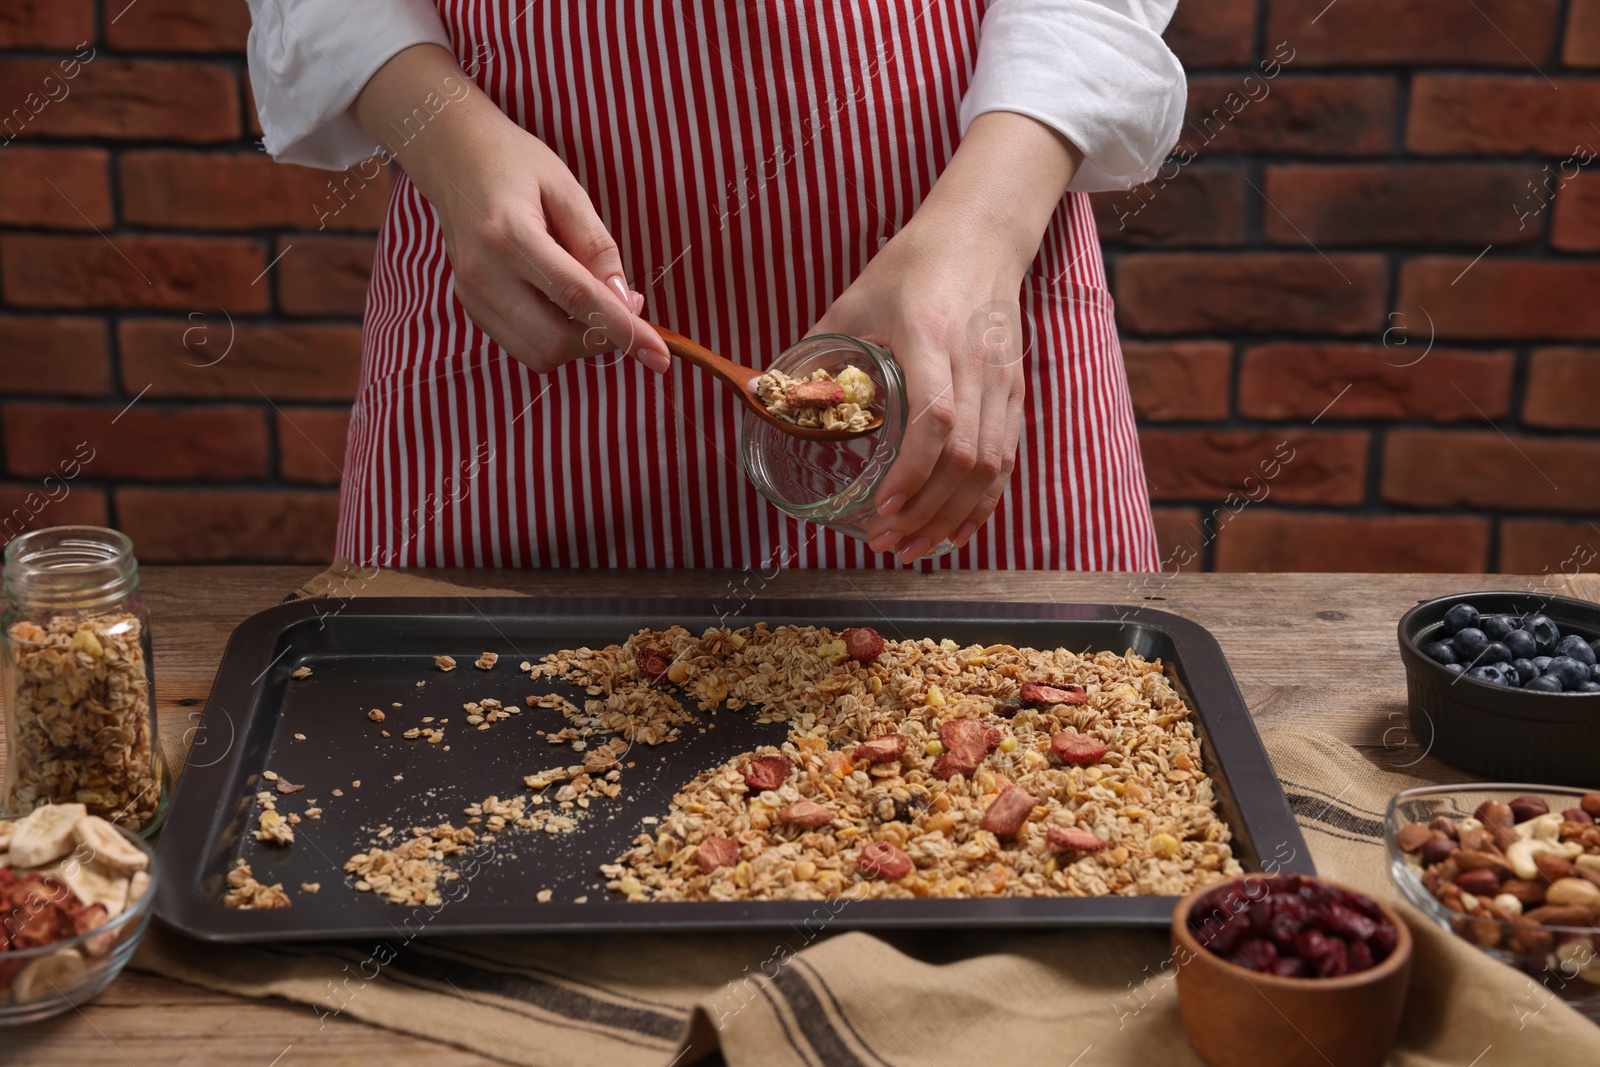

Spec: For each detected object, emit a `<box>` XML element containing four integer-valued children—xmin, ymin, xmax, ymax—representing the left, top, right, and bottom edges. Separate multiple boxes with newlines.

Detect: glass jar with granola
<box><xmin>740</xmin><ymin>334</ymin><xmax>953</xmax><ymax>556</ymax></box>
<box><xmin>2</xmin><ymin>526</ymin><xmax>169</xmax><ymax>834</ymax></box>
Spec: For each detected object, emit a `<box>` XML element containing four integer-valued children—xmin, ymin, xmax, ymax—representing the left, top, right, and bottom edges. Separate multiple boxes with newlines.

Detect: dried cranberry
<box><xmin>1271</xmin><ymin>957</ymin><xmax>1308</xmax><ymax>979</ymax></box>
<box><xmin>1246</xmin><ymin>897</ymin><xmax>1274</xmax><ymax>939</ymax></box>
<box><xmin>1193</xmin><ymin>911</ymin><xmax>1249</xmax><ymax>956</ymax></box>
<box><xmin>1318</xmin><ymin>903</ymin><xmax>1378</xmax><ymax>943</ymax></box>
<box><xmin>1314</xmin><ymin>938</ymin><xmax>1351</xmax><ymax>978</ymax></box>
<box><xmin>1267</xmin><ymin>894</ymin><xmax>1309</xmax><ymax>950</ymax></box>
<box><xmin>1368</xmin><ymin>918</ymin><xmax>1398</xmax><ymax>961</ymax></box>
<box><xmin>1228</xmin><ymin>939</ymin><xmax>1279</xmax><ymax>973</ymax></box>
<box><xmin>1295</xmin><ymin>929</ymin><xmax>1337</xmax><ymax>967</ymax></box>
<box><xmin>1347</xmin><ymin>939</ymin><xmax>1375</xmax><ymax>974</ymax></box>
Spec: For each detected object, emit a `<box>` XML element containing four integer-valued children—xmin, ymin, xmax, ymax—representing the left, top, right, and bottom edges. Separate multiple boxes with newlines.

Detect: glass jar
<box><xmin>2</xmin><ymin>526</ymin><xmax>169</xmax><ymax>835</ymax></box>
<box><xmin>740</xmin><ymin>334</ymin><xmax>953</xmax><ymax>556</ymax></box>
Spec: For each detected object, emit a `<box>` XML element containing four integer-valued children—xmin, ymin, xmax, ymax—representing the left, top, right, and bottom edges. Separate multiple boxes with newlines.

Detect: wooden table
<box><xmin>7</xmin><ymin>566</ymin><xmax>1596</xmax><ymax>1066</ymax></box>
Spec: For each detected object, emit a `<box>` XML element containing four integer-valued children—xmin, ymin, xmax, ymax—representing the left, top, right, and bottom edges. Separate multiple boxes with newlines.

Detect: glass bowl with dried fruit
<box><xmin>740</xmin><ymin>334</ymin><xmax>952</xmax><ymax>557</ymax></box>
<box><xmin>0</xmin><ymin>804</ymin><xmax>158</xmax><ymax>1025</ymax></box>
<box><xmin>1386</xmin><ymin>784</ymin><xmax>1600</xmax><ymax>1022</ymax></box>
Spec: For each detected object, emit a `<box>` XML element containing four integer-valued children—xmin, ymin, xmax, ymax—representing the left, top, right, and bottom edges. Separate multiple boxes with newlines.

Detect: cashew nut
<box><xmin>1506</xmin><ymin>838</ymin><xmax>1562</xmax><ymax>880</ymax></box>
<box><xmin>1525</xmin><ymin>812</ymin><xmax>1564</xmax><ymax>842</ymax></box>
<box><xmin>1493</xmin><ymin>892</ymin><xmax>1524</xmax><ymax>918</ymax></box>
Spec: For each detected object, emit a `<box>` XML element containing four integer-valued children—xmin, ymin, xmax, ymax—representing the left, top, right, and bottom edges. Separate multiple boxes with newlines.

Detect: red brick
<box><xmin>3</xmin><ymin>404</ymin><xmax>268</xmax><ymax>481</ymax></box>
<box><xmin>1382</xmin><ymin>430</ymin><xmax>1600</xmax><ymax>512</ymax></box>
<box><xmin>116</xmin><ymin>488</ymin><xmax>338</xmax><ymax>563</ymax></box>
<box><xmin>1396</xmin><ymin>258</ymin><xmax>1600</xmax><ymax>341</ymax></box>
<box><xmin>0</xmin><ymin>1</ymin><xmax>94</xmax><ymax>49</ymax></box>
<box><xmin>1092</xmin><ymin>165</ymin><xmax>1248</xmax><ymax>247</ymax></box>
<box><xmin>1151</xmin><ymin>507</ymin><xmax>1204</xmax><ymax>568</ymax></box>
<box><xmin>1408</xmin><ymin>75</ymin><xmax>1600</xmax><ymax>155</ymax></box>
<box><xmin>1116</xmin><ymin>253</ymin><xmax>1387</xmax><ymax>335</ymax></box>
<box><xmin>0</xmin><ymin>234</ymin><xmax>269</xmax><ymax>312</ymax></box>
<box><xmin>1213</xmin><ymin>512</ymin><xmax>1491</xmax><ymax>573</ymax></box>
<box><xmin>1139</xmin><ymin>430</ymin><xmax>1368</xmax><ymax>505</ymax></box>
<box><xmin>1567</xmin><ymin>0</ymin><xmax>1600</xmax><ymax>66</ymax></box>
<box><xmin>276</xmin><ymin>408</ymin><xmax>350</xmax><ymax>484</ymax></box>
<box><xmin>118</xmin><ymin>321</ymin><xmax>363</xmax><ymax>401</ymax></box>
<box><xmin>1164</xmin><ymin>0</ymin><xmax>1256</xmax><ymax>69</ymax></box>
<box><xmin>1552</xmin><ymin>170</ymin><xmax>1600</xmax><ymax>252</ymax></box>
<box><xmin>1266</xmin><ymin>0</ymin><xmax>1560</xmax><ymax>66</ymax></box>
<box><xmin>1122</xmin><ymin>341</ymin><xmax>1232</xmax><ymax>421</ymax></box>
<box><xmin>1180</xmin><ymin>75</ymin><xmax>1397</xmax><ymax>156</ymax></box>
<box><xmin>1237</xmin><ymin>343</ymin><xmax>1513</xmax><ymax>422</ymax></box>
<box><xmin>0</xmin><ymin>482</ymin><xmax>109</xmax><ymax>549</ymax></box>
<box><xmin>1262</xmin><ymin>163</ymin><xmax>1544</xmax><ymax>246</ymax></box>
<box><xmin>0</xmin><ymin>58</ymin><xmax>238</xmax><ymax>143</ymax></box>
<box><xmin>274</xmin><ymin>236</ymin><xmax>375</xmax><ymax>316</ymax></box>
<box><xmin>0</xmin><ymin>316</ymin><xmax>109</xmax><ymax>396</ymax></box>
<box><xmin>120</xmin><ymin>152</ymin><xmax>391</xmax><ymax>232</ymax></box>
<box><xmin>0</xmin><ymin>146</ymin><xmax>110</xmax><ymax>229</ymax></box>
<box><xmin>1497</xmin><ymin>519</ymin><xmax>1600</xmax><ymax>576</ymax></box>
<box><xmin>1523</xmin><ymin>348</ymin><xmax>1600</xmax><ymax>429</ymax></box>
<box><xmin>105</xmin><ymin>0</ymin><xmax>250</xmax><ymax>53</ymax></box>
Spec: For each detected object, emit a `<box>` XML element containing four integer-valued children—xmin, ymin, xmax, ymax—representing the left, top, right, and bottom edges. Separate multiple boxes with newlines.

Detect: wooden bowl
<box><xmin>1171</xmin><ymin>875</ymin><xmax>1413</xmax><ymax>1067</ymax></box>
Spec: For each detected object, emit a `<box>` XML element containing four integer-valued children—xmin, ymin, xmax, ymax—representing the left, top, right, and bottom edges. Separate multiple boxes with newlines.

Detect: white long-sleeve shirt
<box><xmin>246</xmin><ymin>0</ymin><xmax>1184</xmax><ymax>193</ymax></box>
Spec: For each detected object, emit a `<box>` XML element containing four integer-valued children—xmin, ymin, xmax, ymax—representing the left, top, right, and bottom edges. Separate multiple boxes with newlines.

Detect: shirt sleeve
<box><xmin>959</xmin><ymin>0</ymin><xmax>1186</xmax><ymax>193</ymax></box>
<box><xmin>246</xmin><ymin>0</ymin><xmax>453</xmax><ymax>171</ymax></box>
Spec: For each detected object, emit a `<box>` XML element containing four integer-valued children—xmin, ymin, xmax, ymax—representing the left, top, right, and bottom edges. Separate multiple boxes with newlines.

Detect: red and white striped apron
<box><xmin>337</xmin><ymin>0</ymin><xmax>1159</xmax><ymax>571</ymax></box>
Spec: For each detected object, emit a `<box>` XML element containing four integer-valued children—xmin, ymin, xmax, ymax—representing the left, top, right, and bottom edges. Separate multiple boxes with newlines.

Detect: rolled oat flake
<box><xmin>2</xmin><ymin>525</ymin><xmax>170</xmax><ymax>833</ymax></box>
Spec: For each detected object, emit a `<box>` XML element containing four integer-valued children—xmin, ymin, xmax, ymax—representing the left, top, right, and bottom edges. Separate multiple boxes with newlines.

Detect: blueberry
<box><xmin>1532</xmin><ymin>656</ymin><xmax>1554</xmax><ymax>673</ymax></box>
<box><xmin>1524</xmin><ymin>675</ymin><xmax>1565</xmax><ymax>693</ymax></box>
<box><xmin>1578</xmin><ymin>681</ymin><xmax>1600</xmax><ymax>694</ymax></box>
<box><xmin>1481</xmin><ymin>615</ymin><xmax>1517</xmax><ymax>641</ymax></box>
<box><xmin>1503</xmin><ymin>629</ymin><xmax>1538</xmax><ymax>660</ymax></box>
<box><xmin>1556</xmin><ymin>634</ymin><xmax>1597</xmax><ymax>666</ymax></box>
<box><xmin>1453</xmin><ymin>627</ymin><xmax>1489</xmax><ymax>659</ymax></box>
<box><xmin>1513</xmin><ymin>658</ymin><xmax>1539</xmax><ymax>681</ymax></box>
<box><xmin>1478</xmin><ymin>641</ymin><xmax>1513</xmax><ymax>666</ymax></box>
<box><xmin>1591</xmin><ymin>662</ymin><xmax>1600</xmax><ymax>682</ymax></box>
<box><xmin>1467</xmin><ymin>664</ymin><xmax>1512</xmax><ymax>686</ymax></box>
<box><xmin>1521</xmin><ymin>614</ymin><xmax>1561</xmax><ymax>654</ymax></box>
<box><xmin>1444</xmin><ymin>662</ymin><xmax>1465</xmax><ymax>674</ymax></box>
<box><xmin>1502</xmin><ymin>663</ymin><xmax>1523</xmax><ymax>686</ymax></box>
<box><xmin>1444</xmin><ymin>604</ymin><xmax>1481</xmax><ymax>635</ymax></box>
<box><xmin>1421</xmin><ymin>640</ymin><xmax>1457</xmax><ymax>665</ymax></box>
<box><xmin>1591</xmin><ymin>638</ymin><xmax>1600</xmax><ymax>663</ymax></box>
<box><xmin>1546</xmin><ymin>656</ymin><xmax>1589</xmax><ymax>690</ymax></box>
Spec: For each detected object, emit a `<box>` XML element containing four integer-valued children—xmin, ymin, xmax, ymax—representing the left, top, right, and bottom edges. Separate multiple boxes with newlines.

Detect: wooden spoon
<box><xmin>648</xmin><ymin>322</ymin><xmax>884</xmax><ymax>441</ymax></box>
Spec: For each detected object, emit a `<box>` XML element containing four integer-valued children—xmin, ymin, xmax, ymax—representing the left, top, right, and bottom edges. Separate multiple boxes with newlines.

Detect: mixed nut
<box><xmin>0</xmin><ymin>804</ymin><xmax>152</xmax><ymax>1005</ymax></box>
<box><xmin>1397</xmin><ymin>792</ymin><xmax>1600</xmax><ymax>983</ymax></box>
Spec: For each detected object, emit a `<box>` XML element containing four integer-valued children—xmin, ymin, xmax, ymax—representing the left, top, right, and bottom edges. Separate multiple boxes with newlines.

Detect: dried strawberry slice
<box><xmin>786</xmin><ymin>379</ymin><xmax>845</xmax><ymax>409</ymax></box>
<box><xmin>635</xmin><ymin>646</ymin><xmax>673</xmax><ymax>683</ymax></box>
<box><xmin>851</xmin><ymin>734</ymin><xmax>908</xmax><ymax>763</ymax></box>
<box><xmin>858</xmin><ymin>840</ymin><xmax>912</xmax><ymax>879</ymax></box>
<box><xmin>1050</xmin><ymin>731</ymin><xmax>1108</xmax><ymax>766</ymax></box>
<box><xmin>1020</xmin><ymin>681</ymin><xmax>1089</xmax><ymax>706</ymax></box>
<box><xmin>695</xmin><ymin>837</ymin><xmax>740</xmax><ymax>872</ymax></box>
<box><xmin>979</xmin><ymin>784</ymin><xmax>1036</xmax><ymax>837</ymax></box>
<box><xmin>778</xmin><ymin>800</ymin><xmax>837</xmax><ymax>828</ymax></box>
<box><xmin>741</xmin><ymin>755</ymin><xmax>792</xmax><ymax>792</ymax></box>
<box><xmin>841</xmin><ymin>626</ymin><xmax>886</xmax><ymax>664</ymax></box>
<box><xmin>940</xmin><ymin>719</ymin><xmax>1001</xmax><ymax>756</ymax></box>
<box><xmin>1046</xmin><ymin>827</ymin><xmax>1108</xmax><ymax>854</ymax></box>
<box><xmin>930</xmin><ymin>749</ymin><xmax>982</xmax><ymax>780</ymax></box>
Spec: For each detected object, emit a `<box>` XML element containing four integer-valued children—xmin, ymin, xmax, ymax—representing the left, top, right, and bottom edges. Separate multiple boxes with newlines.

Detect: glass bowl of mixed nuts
<box><xmin>0</xmin><ymin>804</ymin><xmax>158</xmax><ymax>1025</ymax></box>
<box><xmin>1386</xmin><ymin>784</ymin><xmax>1600</xmax><ymax>1021</ymax></box>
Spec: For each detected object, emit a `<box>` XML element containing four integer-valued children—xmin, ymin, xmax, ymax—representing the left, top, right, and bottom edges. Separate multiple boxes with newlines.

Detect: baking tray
<box><xmin>154</xmin><ymin>597</ymin><xmax>1310</xmax><ymax>941</ymax></box>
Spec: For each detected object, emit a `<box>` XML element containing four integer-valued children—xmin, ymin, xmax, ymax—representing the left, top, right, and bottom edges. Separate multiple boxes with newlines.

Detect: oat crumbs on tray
<box><xmin>531</xmin><ymin>623</ymin><xmax>1244</xmax><ymax>903</ymax></box>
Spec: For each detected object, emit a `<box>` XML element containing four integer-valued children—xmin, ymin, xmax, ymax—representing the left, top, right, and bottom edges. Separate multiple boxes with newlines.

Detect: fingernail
<box><xmin>605</xmin><ymin>274</ymin><xmax>631</xmax><ymax>307</ymax></box>
<box><xmin>897</xmin><ymin>536</ymin><xmax>931</xmax><ymax>563</ymax></box>
<box><xmin>630</xmin><ymin>290</ymin><xmax>645</xmax><ymax>314</ymax></box>
<box><xmin>636</xmin><ymin>347</ymin><xmax>671</xmax><ymax>374</ymax></box>
<box><xmin>954</xmin><ymin>521</ymin><xmax>978</xmax><ymax>548</ymax></box>
<box><xmin>877</xmin><ymin>493</ymin><xmax>907</xmax><ymax>518</ymax></box>
<box><xmin>868</xmin><ymin>530</ymin><xmax>902</xmax><ymax>553</ymax></box>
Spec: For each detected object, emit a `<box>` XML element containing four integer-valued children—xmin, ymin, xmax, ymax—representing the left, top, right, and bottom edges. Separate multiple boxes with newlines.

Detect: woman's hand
<box><xmin>354</xmin><ymin>45</ymin><xmax>669</xmax><ymax>374</ymax></box>
<box><xmin>811</xmin><ymin>113</ymin><xmax>1084</xmax><ymax>562</ymax></box>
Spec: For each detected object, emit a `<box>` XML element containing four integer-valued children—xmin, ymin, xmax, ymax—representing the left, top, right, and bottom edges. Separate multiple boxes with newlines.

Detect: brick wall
<box><xmin>0</xmin><ymin>1</ymin><xmax>1596</xmax><ymax>572</ymax></box>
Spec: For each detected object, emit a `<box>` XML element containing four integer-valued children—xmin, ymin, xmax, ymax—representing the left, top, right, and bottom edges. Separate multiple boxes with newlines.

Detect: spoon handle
<box><xmin>648</xmin><ymin>322</ymin><xmax>761</xmax><ymax>392</ymax></box>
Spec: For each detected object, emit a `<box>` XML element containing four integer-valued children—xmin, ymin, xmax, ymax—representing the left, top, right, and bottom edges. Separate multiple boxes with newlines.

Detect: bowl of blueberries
<box><xmin>1398</xmin><ymin>591</ymin><xmax>1600</xmax><ymax>786</ymax></box>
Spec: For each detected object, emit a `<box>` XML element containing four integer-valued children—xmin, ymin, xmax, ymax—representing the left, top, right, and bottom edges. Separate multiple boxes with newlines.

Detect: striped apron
<box><xmin>337</xmin><ymin>0</ymin><xmax>1158</xmax><ymax>571</ymax></box>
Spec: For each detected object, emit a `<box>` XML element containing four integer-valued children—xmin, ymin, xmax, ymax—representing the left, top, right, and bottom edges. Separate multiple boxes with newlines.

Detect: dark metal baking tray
<box><xmin>153</xmin><ymin>597</ymin><xmax>1310</xmax><ymax>942</ymax></box>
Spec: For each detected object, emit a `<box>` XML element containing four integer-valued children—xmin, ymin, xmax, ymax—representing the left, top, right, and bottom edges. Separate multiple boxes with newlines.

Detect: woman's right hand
<box><xmin>353</xmin><ymin>45</ymin><xmax>669</xmax><ymax>374</ymax></box>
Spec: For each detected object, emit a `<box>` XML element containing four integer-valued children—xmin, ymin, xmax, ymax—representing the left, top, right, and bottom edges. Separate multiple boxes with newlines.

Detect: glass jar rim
<box><xmin>3</xmin><ymin>525</ymin><xmax>139</xmax><ymax>607</ymax></box>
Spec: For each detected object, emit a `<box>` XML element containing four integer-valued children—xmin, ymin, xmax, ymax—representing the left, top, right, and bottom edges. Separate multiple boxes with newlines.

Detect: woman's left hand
<box><xmin>808</xmin><ymin>113</ymin><xmax>1084</xmax><ymax>563</ymax></box>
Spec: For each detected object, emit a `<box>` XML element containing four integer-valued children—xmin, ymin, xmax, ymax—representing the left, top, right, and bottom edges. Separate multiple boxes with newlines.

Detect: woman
<box><xmin>247</xmin><ymin>0</ymin><xmax>1183</xmax><ymax>570</ymax></box>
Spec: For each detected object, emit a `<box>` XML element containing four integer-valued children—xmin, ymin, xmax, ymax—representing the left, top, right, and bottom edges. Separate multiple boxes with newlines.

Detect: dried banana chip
<box><xmin>72</xmin><ymin>815</ymin><xmax>148</xmax><ymax>874</ymax></box>
<box><xmin>8</xmin><ymin>804</ymin><xmax>87</xmax><ymax>867</ymax></box>
<box><xmin>11</xmin><ymin>948</ymin><xmax>88</xmax><ymax>1003</ymax></box>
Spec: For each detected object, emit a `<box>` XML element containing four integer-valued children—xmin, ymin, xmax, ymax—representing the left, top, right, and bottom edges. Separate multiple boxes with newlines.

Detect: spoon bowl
<box><xmin>649</xmin><ymin>323</ymin><xmax>884</xmax><ymax>441</ymax></box>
